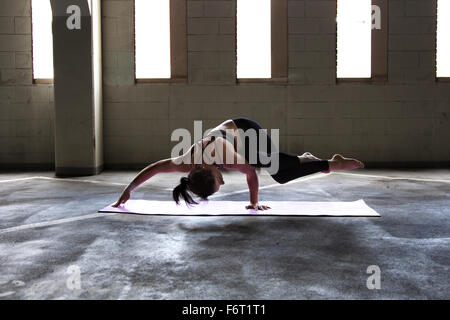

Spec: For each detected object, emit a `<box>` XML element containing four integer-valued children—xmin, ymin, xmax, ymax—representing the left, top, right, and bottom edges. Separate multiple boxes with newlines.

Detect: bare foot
<box><xmin>299</xmin><ymin>152</ymin><xmax>321</xmax><ymax>162</ymax></box>
<box><xmin>328</xmin><ymin>154</ymin><xmax>364</xmax><ymax>171</ymax></box>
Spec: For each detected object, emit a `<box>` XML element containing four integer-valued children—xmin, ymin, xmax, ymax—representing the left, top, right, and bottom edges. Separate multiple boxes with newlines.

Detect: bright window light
<box><xmin>237</xmin><ymin>0</ymin><xmax>271</xmax><ymax>78</ymax></box>
<box><xmin>337</xmin><ymin>0</ymin><xmax>371</xmax><ymax>78</ymax></box>
<box><xmin>32</xmin><ymin>0</ymin><xmax>54</xmax><ymax>79</ymax></box>
<box><xmin>437</xmin><ymin>0</ymin><xmax>450</xmax><ymax>78</ymax></box>
<box><xmin>135</xmin><ymin>0</ymin><xmax>171</xmax><ymax>79</ymax></box>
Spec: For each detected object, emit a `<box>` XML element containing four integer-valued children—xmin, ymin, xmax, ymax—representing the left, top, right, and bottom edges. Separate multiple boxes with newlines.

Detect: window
<box><xmin>437</xmin><ymin>0</ymin><xmax>450</xmax><ymax>78</ymax></box>
<box><xmin>336</xmin><ymin>0</ymin><xmax>372</xmax><ymax>78</ymax></box>
<box><xmin>135</xmin><ymin>0</ymin><xmax>170</xmax><ymax>79</ymax></box>
<box><xmin>134</xmin><ymin>0</ymin><xmax>186</xmax><ymax>81</ymax></box>
<box><xmin>31</xmin><ymin>0</ymin><xmax>54</xmax><ymax>81</ymax></box>
<box><xmin>336</xmin><ymin>0</ymin><xmax>387</xmax><ymax>80</ymax></box>
<box><xmin>237</xmin><ymin>0</ymin><xmax>271</xmax><ymax>78</ymax></box>
<box><xmin>236</xmin><ymin>0</ymin><xmax>287</xmax><ymax>81</ymax></box>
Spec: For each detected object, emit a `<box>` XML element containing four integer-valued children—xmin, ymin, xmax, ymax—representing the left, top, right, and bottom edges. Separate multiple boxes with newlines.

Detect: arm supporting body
<box><xmin>245</xmin><ymin>168</ymin><xmax>259</xmax><ymax>205</ymax></box>
<box><xmin>126</xmin><ymin>158</ymin><xmax>191</xmax><ymax>192</ymax></box>
<box><xmin>215</xmin><ymin>137</ymin><xmax>260</xmax><ymax>206</ymax></box>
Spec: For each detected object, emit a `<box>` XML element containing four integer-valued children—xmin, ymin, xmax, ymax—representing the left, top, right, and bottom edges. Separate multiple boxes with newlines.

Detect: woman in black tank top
<box><xmin>112</xmin><ymin>118</ymin><xmax>364</xmax><ymax>210</ymax></box>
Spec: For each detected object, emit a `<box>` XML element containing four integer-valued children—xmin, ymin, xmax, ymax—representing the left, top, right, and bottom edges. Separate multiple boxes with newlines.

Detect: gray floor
<box><xmin>0</xmin><ymin>169</ymin><xmax>449</xmax><ymax>299</ymax></box>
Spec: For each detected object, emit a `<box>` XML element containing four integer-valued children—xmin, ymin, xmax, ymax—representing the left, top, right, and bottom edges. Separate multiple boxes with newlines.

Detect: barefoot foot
<box><xmin>299</xmin><ymin>152</ymin><xmax>321</xmax><ymax>162</ymax></box>
<box><xmin>328</xmin><ymin>154</ymin><xmax>364</xmax><ymax>171</ymax></box>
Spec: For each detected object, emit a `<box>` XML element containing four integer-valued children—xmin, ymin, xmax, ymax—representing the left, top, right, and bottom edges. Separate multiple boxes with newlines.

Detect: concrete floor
<box><xmin>0</xmin><ymin>169</ymin><xmax>449</xmax><ymax>299</ymax></box>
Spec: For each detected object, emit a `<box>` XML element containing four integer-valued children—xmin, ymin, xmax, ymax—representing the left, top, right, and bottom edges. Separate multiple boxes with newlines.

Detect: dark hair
<box><xmin>172</xmin><ymin>167</ymin><xmax>216</xmax><ymax>205</ymax></box>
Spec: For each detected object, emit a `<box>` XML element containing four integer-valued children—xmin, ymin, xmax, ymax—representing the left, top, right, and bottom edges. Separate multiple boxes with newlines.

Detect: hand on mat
<box><xmin>246</xmin><ymin>204</ymin><xmax>271</xmax><ymax>211</ymax></box>
<box><xmin>112</xmin><ymin>189</ymin><xmax>131</xmax><ymax>207</ymax></box>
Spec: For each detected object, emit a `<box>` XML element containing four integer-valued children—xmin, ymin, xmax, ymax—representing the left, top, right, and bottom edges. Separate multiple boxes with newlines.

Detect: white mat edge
<box><xmin>98</xmin><ymin>199</ymin><xmax>380</xmax><ymax>217</ymax></box>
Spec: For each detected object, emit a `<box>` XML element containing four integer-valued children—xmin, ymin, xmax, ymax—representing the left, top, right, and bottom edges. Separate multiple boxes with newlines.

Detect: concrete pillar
<box><xmin>50</xmin><ymin>0</ymin><xmax>103</xmax><ymax>176</ymax></box>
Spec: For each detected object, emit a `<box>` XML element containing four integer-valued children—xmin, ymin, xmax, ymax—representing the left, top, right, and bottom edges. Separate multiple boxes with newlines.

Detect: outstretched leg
<box><xmin>298</xmin><ymin>152</ymin><xmax>364</xmax><ymax>173</ymax></box>
<box><xmin>267</xmin><ymin>151</ymin><xmax>364</xmax><ymax>184</ymax></box>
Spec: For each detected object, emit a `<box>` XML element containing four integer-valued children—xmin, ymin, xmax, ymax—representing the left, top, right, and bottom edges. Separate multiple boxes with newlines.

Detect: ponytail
<box><xmin>172</xmin><ymin>177</ymin><xmax>197</xmax><ymax>205</ymax></box>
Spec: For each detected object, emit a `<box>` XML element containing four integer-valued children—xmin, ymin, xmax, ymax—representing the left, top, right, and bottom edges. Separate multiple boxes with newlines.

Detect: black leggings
<box><xmin>232</xmin><ymin>117</ymin><xmax>329</xmax><ymax>184</ymax></box>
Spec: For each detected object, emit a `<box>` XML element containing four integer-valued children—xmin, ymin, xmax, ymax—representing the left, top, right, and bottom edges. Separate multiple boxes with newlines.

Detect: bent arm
<box><xmin>245</xmin><ymin>167</ymin><xmax>259</xmax><ymax>205</ymax></box>
<box><xmin>240</xmin><ymin>165</ymin><xmax>270</xmax><ymax>210</ymax></box>
<box><xmin>215</xmin><ymin>138</ymin><xmax>270</xmax><ymax>210</ymax></box>
<box><xmin>214</xmin><ymin>138</ymin><xmax>259</xmax><ymax>205</ymax></box>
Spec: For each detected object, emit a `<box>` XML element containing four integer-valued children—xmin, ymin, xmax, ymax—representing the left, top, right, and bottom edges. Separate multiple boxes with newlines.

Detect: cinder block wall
<box><xmin>1</xmin><ymin>0</ymin><xmax>449</xmax><ymax>169</ymax></box>
<box><xmin>0</xmin><ymin>0</ymin><xmax>54</xmax><ymax>169</ymax></box>
<box><xmin>101</xmin><ymin>0</ymin><xmax>449</xmax><ymax>167</ymax></box>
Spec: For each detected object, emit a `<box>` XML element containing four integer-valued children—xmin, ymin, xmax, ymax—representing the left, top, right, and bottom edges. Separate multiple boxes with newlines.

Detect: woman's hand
<box><xmin>112</xmin><ymin>188</ymin><xmax>131</xmax><ymax>207</ymax></box>
<box><xmin>245</xmin><ymin>203</ymin><xmax>271</xmax><ymax>211</ymax></box>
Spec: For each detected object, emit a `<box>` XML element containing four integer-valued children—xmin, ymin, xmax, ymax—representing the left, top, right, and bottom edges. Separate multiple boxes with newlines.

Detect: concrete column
<box><xmin>50</xmin><ymin>0</ymin><xmax>103</xmax><ymax>176</ymax></box>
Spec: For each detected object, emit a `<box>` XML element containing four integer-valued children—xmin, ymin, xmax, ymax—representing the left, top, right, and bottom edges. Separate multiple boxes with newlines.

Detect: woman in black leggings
<box><xmin>113</xmin><ymin>118</ymin><xmax>364</xmax><ymax>210</ymax></box>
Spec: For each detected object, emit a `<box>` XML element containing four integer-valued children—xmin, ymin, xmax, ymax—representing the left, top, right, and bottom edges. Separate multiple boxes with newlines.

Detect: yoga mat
<box><xmin>99</xmin><ymin>199</ymin><xmax>379</xmax><ymax>217</ymax></box>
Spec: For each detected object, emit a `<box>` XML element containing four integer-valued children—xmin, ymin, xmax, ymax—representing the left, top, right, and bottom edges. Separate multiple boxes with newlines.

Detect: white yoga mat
<box><xmin>99</xmin><ymin>199</ymin><xmax>379</xmax><ymax>217</ymax></box>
